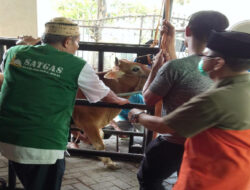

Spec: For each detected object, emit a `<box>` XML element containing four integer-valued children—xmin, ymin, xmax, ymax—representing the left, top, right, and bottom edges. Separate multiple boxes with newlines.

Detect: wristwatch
<box><xmin>131</xmin><ymin>110</ymin><xmax>146</xmax><ymax>123</ymax></box>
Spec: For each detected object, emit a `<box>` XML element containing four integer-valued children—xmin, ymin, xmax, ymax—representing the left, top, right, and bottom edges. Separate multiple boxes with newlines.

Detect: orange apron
<box><xmin>173</xmin><ymin>128</ymin><xmax>250</xmax><ymax>190</ymax></box>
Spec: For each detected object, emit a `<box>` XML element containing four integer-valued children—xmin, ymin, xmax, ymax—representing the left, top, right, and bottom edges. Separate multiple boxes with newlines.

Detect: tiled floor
<box><xmin>0</xmin><ymin>136</ymin><xmax>177</xmax><ymax>190</ymax></box>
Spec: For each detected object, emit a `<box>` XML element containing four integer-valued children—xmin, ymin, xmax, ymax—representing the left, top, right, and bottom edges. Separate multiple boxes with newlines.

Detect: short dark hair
<box><xmin>188</xmin><ymin>11</ymin><xmax>229</xmax><ymax>42</ymax></box>
<box><xmin>225</xmin><ymin>57</ymin><xmax>250</xmax><ymax>72</ymax></box>
<box><xmin>41</xmin><ymin>33</ymin><xmax>79</xmax><ymax>45</ymax></box>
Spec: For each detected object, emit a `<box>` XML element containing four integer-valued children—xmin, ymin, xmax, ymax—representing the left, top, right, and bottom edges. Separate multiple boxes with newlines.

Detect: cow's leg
<box><xmin>79</xmin><ymin>125</ymin><xmax>120</xmax><ymax>170</ymax></box>
<box><xmin>96</xmin><ymin>129</ymin><xmax>121</xmax><ymax>169</ymax></box>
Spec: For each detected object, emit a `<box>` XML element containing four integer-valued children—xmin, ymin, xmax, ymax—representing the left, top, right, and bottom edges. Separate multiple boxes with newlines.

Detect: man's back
<box><xmin>149</xmin><ymin>55</ymin><xmax>213</xmax><ymax>144</ymax></box>
<box><xmin>0</xmin><ymin>44</ymin><xmax>85</xmax><ymax>150</ymax></box>
<box><xmin>150</xmin><ymin>55</ymin><xmax>212</xmax><ymax>114</ymax></box>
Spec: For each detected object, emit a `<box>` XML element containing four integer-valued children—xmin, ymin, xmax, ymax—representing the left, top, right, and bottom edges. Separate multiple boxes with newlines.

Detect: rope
<box><xmin>117</xmin><ymin>91</ymin><xmax>142</xmax><ymax>97</ymax></box>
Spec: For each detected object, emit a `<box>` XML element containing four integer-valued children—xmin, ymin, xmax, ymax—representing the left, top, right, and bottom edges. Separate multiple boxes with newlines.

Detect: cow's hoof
<box><xmin>107</xmin><ymin>162</ymin><xmax>121</xmax><ymax>170</ymax></box>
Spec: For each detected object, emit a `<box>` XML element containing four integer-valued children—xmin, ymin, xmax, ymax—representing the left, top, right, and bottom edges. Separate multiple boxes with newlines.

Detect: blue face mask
<box><xmin>198</xmin><ymin>60</ymin><xmax>208</xmax><ymax>77</ymax></box>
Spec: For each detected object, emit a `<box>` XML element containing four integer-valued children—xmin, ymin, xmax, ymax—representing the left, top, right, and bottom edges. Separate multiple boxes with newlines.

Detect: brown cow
<box><xmin>72</xmin><ymin>58</ymin><xmax>150</xmax><ymax>169</ymax></box>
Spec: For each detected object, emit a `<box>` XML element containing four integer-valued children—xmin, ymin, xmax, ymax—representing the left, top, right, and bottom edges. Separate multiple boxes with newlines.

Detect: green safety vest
<box><xmin>0</xmin><ymin>44</ymin><xmax>85</xmax><ymax>150</ymax></box>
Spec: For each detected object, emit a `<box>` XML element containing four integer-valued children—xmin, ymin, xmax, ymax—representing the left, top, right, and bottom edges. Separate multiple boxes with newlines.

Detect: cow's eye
<box><xmin>132</xmin><ymin>67</ymin><xmax>140</xmax><ymax>72</ymax></box>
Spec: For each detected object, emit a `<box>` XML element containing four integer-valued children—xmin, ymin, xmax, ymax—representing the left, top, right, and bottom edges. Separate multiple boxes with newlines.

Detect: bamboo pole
<box><xmin>153</xmin><ymin>0</ymin><xmax>171</xmax><ymax>139</ymax></box>
<box><xmin>165</xmin><ymin>0</ymin><xmax>171</xmax><ymax>21</ymax></box>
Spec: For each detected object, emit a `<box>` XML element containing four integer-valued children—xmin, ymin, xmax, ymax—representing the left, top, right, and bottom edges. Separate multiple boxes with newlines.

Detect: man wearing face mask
<box><xmin>129</xmin><ymin>30</ymin><xmax>250</xmax><ymax>190</ymax></box>
<box><xmin>138</xmin><ymin>11</ymin><xmax>229</xmax><ymax>190</ymax></box>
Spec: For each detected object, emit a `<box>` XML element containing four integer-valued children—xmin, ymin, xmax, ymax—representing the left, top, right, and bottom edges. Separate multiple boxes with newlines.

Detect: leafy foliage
<box><xmin>55</xmin><ymin>0</ymin><xmax>98</xmax><ymax>20</ymax></box>
<box><xmin>52</xmin><ymin>0</ymin><xmax>189</xmax><ymax>43</ymax></box>
<box><xmin>176</xmin><ymin>0</ymin><xmax>190</xmax><ymax>5</ymax></box>
<box><xmin>54</xmin><ymin>0</ymin><xmax>156</xmax><ymax>20</ymax></box>
<box><xmin>108</xmin><ymin>0</ymin><xmax>151</xmax><ymax>17</ymax></box>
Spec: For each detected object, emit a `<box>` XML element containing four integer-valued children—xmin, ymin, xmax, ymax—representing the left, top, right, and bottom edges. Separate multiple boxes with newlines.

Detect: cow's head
<box><xmin>103</xmin><ymin>57</ymin><xmax>150</xmax><ymax>92</ymax></box>
<box><xmin>104</xmin><ymin>57</ymin><xmax>150</xmax><ymax>80</ymax></box>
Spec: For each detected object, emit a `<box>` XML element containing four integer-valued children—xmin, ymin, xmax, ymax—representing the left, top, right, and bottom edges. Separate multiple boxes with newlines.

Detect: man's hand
<box><xmin>160</xmin><ymin>20</ymin><xmax>177</xmax><ymax>60</ymax></box>
<box><xmin>129</xmin><ymin>108</ymin><xmax>175</xmax><ymax>134</ymax></box>
<box><xmin>161</xmin><ymin>20</ymin><xmax>175</xmax><ymax>47</ymax></box>
<box><xmin>116</xmin><ymin>97</ymin><xmax>130</xmax><ymax>105</ymax></box>
<box><xmin>16</xmin><ymin>36</ymin><xmax>41</xmax><ymax>45</ymax></box>
<box><xmin>128</xmin><ymin>108</ymin><xmax>144</xmax><ymax>123</ymax></box>
<box><xmin>102</xmin><ymin>90</ymin><xmax>129</xmax><ymax>105</ymax></box>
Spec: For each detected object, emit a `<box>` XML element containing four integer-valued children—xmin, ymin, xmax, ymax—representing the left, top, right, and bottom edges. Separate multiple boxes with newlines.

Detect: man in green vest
<box><xmin>0</xmin><ymin>17</ymin><xmax>129</xmax><ymax>190</ymax></box>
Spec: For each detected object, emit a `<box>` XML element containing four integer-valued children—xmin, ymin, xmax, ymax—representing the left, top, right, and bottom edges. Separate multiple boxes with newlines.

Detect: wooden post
<box><xmin>165</xmin><ymin>0</ymin><xmax>171</xmax><ymax>21</ymax></box>
<box><xmin>153</xmin><ymin>0</ymin><xmax>172</xmax><ymax>139</ymax></box>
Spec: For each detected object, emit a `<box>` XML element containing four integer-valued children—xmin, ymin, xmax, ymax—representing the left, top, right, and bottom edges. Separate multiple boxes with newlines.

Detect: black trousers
<box><xmin>137</xmin><ymin>136</ymin><xmax>184</xmax><ymax>190</ymax></box>
<box><xmin>10</xmin><ymin>158</ymin><xmax>65</xmax><ymax>190</ymax></box>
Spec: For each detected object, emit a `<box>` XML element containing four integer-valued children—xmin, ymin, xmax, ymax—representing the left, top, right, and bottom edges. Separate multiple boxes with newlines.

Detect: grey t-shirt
<box><xmin>150</xmin><ymin>55</ymin><xmax>213</xmax><ymax>144</ymax></box>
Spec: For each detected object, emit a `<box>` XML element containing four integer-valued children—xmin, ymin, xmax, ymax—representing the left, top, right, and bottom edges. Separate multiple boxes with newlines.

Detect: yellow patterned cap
<box><xmin>45</xmin><ymin>17</ymin><xmax>80</xmax><ymax>36</ymax></box>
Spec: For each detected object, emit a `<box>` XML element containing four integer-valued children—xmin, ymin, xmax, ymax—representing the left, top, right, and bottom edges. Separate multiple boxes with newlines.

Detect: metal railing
<box><xmin>69</xmin><ymin>99</ymin><xmax>154</xmax><ymax>161</ymax></box>
<box><xmin>74</xmin><ymin>15</ymin><xmax>187</xmax><ymax>45</ymax></box>
<box><xmin>0</xmin><ymin>38</ymin><xmax>159</xmax><ymax>72</ymax></box>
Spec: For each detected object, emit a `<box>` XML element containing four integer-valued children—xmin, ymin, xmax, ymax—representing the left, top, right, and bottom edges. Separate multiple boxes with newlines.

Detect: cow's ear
<box><xmin>104</xmin><ymin>70</ymin><xmax>125</xmax><ymax>79</ymax></box>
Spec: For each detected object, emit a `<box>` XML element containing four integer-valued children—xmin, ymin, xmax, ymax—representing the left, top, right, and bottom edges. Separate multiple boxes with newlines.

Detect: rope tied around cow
<box><xmin>117</xmin><ymin>90</ymin><xmax>142</xmax><ymax>97</ymax></box>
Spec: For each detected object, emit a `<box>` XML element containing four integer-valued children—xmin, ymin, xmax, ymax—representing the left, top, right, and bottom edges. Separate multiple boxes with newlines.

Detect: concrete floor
<box><xmin>0</xmin><ymin>136</ymin><xmax>177</xmax><ymax>190</ymax></box>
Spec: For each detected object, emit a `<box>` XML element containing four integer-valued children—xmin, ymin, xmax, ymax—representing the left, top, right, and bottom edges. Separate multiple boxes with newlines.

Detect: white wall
<box><xmin>0</xmin><ymin>0</ymin><xmax>38</xmax><ymax>38</ymax></box>
<box><xmin>37</xmin><ymin>0</ymin><xmax>58</xmax><ymax>37</ymax></box>
<box><xmin>172</xmin><ymin>0</ymin><xmax>250</xmax><ymax>28</ymax></box>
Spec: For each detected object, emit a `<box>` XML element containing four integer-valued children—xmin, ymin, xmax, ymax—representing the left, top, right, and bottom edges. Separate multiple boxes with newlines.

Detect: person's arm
<box><xmin>128</xmin><ymin>108</ymin><xmax>175</xmax><ymax>134</ymax></box>
<box><xmin>0</xmin><ymin>49</ymin><xmax>8</xmax><ymax>73</ymax></box>
<box><xmin>0</xmin><ymin>73</ymin><xmax>3</xmax><ymax>87</ymax></box>
<box><xmin>78</xmin><ymin>64</ymin><xmax>129</xmax><ymax>105</ymax></box>
<box><xmin>129</xmin><ymin>93</ymin><xmax>218</xmax><ymax>138</ymax></box>
<box><xmin>161</xmin><ymin>20</ymin><xmax>177</xmax><ymax>60</ymax></box>
<box><xmin>143</xmin><ymin>89</ymin><xmax>162</xmax><ymax>106</ymax></box>
<box><xmin>0</xmin><ymin>50</ymin><xmax>8</xmax><ymax>88</ymax></box>
<box><xmin>101</xmin><ymin>90</ymin><xmax>129</xmax><ymax>105</ymax></box>
<box><xmin>143</xmin><ymin>60</ymin><xmax>176</xmax><ymax>107</ymax></box>
<box><xmin>0</xmin><ymin>36</ymin><xmax>40</xmax><ymax>88</ymax></box>
<box><xmin>16</xmin><ymin>36</ymin><xmax>41</xmax><ymax>45</ymax></box>
<box><xmin>142</xmin><ymin>50</ymin><xmax>165</xmax><ymax>105</ymax></box>
<box><xmin>142</xmin><ymin>21</ymin><xmax>176</xmax><ymax>105</ymax></box>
